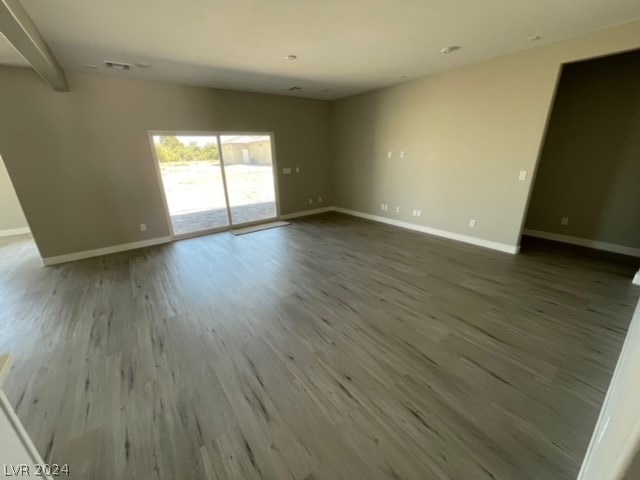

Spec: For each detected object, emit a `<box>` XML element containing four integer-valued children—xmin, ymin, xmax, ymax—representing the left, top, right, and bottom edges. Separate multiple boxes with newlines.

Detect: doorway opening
<box><xmin>150</xmin><ymin>132</ymin><xmax>279</xmax><ymax>238</ymax></box>
<box><xmin>519</xmin><ymin>49</ymin><xmax>640</xmax><ymax>259</ymax></box>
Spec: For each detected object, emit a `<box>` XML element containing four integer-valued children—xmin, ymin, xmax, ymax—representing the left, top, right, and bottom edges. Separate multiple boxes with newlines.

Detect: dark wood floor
<box><xmin>0</xmin><ymin>212</ymin><xmax>638</xmax><ymax>480</ymax></box>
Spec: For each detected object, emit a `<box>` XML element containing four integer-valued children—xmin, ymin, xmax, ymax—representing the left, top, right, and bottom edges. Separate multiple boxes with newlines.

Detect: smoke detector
<box><xmin>104</xmin><ymin>61</ymin><xmax>131</xmax><ymax>70</ymax></box>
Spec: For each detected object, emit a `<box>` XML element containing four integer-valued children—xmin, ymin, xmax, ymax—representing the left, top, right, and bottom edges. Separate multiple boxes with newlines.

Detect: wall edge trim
<box><xmin>42</xmin><ymin>236</ymin><xmax>171</xmax><ymax>266</ymax></box>
<box><xmin>280</xmin><ymin>207</ymin><xmax>334</xmax><ymax>220</ymax></box>
<box><xmin>0</xmin><ymin>227</ymin><xmax>30</xmax><ymax>237</ymax></box>
<box><xmin>334</xmin><ymin>207</ymin><xmax>520</xmax><ymax>254</ymax></box>
<box><xmin>523</xmin><ymin>229</ymin><xmax>640</xmax><ymax>258</ymax></box>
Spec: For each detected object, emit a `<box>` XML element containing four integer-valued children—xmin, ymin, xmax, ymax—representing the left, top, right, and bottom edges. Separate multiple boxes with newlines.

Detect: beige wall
<box><xmin>331</xmin><ymin>20</ymin><xmax>640</xmax><ymax>249</ymax></box>
<box><xmin>0</xmin><ymin>69</ymin><xmax>331</xmax><ymax>258</ymax></box>
<box><xmin>0</xmin><ymin>155</ymin><xmax>28</xmax><ymax>233</ymax></box>
<box><xmin>578</xmin><ymin>298</ymin><xmax>640</xmax><ymax>480</ymax></box>
<box><xmin>3</xmin><ymin>20</ymin><xmax>640</xmax><ymax>260</ymax></box>
<box><xmin>525</xmin><ymin>50</ymin><xmax>640</xmax><ymax>249</ymax></box>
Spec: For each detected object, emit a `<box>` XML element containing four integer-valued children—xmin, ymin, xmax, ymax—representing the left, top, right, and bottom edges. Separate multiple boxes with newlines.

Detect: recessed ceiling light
<box><xmin>441</xmin><ymin>46</ymin><xmax>461</xmax><ymax>54</ymax></box>
<box><xmin>83</xmin><ymin>64</ymin><xmax>98</xmax><ymax>69</ymax></box>
<box><xmin>135</xmin><ymin>62</ymin><xmax>152</xmax><ymax>68</ymax></box>
<box><xmin>528</xmin><ymin>35</ymin><xmax>542</xmax><ymax>42</ymax></box>
<box><xmin>285</xmin><ymin>55</ymin><xmax>298</xmax><ymax>61</ymax></box>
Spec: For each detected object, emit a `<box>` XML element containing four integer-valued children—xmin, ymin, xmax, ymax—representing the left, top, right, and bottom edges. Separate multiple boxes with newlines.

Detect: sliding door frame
<box><xmin>147</xmin><ymin>130</ymin><xmax>281</xmax><ymax>241</ymax></box>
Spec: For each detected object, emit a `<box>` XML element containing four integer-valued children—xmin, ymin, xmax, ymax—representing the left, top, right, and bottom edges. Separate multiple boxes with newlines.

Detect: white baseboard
<box><xmin>334</xmin><ymin>207</ymin><xmax>520</xmax><ymax>254</ymax></box>
<box><xmin>523</xmin><ymin>229</ymin><xmax>640</xmax><ymax>258</ymax></box>
<box><xmin>634</xmin><ymin>271</ymin><xmax>640</xmax><ymax>286</ymax></box>
<box><xmin>42</xmin><ymin>206</ymin><xmax>523</xmax><ymax>266</ymax></box>
<box><xmin>280</xmin><ymin>206</ymin><xmax>334</xmax><ymax>220</ymax></box>
<box><xmin>43</xmin><ymin>236</ymin><xmax>171</xmax><ymax>266</ymax></box>
<box><xmin>0</xmin><ymin>227</ymin><xmax>30</xmax><ymax>237</ymax></box>
<box><xmin>280</xmin><ymin>205</ymin><xmax>519</xmax><ymax>254</ymax></box>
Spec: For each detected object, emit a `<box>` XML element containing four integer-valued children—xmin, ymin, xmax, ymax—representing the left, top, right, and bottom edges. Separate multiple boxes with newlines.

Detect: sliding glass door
<box><xmin>220</xmin><ymin>135</ymin><xmax>277</xmax><ymax>225</ymax></box>
<box><xmin>151</xmin><ymin>132</ymin><xmax>278</xmax><ymax>238</ymax></box>
<box><xmin>152</xmin><ymin>134</ymin><xmax>229</xmax><ymax>236</ymax></box>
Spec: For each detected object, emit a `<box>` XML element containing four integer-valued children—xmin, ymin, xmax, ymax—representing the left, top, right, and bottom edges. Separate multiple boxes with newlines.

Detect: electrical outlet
<box><xmin>395</xmin><ymin>206</ymin><xmax>401</xmax><ymax>213</ymax></box>
<box><xmin>561</xmin><ymin>216</ymin><xmax>569</xmax><ymax>225</ymax></box>
<box><xmin>295</xmin><ymin>167</ymin><xmax>300</xmax><ymax>173</ymax></box>
<box><xmin>518</xmin><ymin>170</ymin><xmax>527</xmax><ymax>181</ymax></box>
<box><xmin>387</xmin><ymin>151</ymin><xmax>392</xmax><ymax>158</ymax></box>
<box><xmin>400</xmin><ymin>151</ymin><xmax>405</xmax><ymax>158</ymax></box>
<box><xmin>308</xmin><ymin>198</ymin><xmax>313</xmax><ymax>205</ymax></box>
<box><xmin>469</xmin><ymin>219</ymin><xmax>476</xmax><ymax>228</ymax></box>
<box><xmin>416</xmin><ymin>210</ymin><xmax>422</xmax><ymax>217</ymax></box>
<box><xmin>318</xmin><ymin>196</ymin><xmax>323</xmax><ymax>203</ymax></box>
<box><xmin>139</xmin><ymin>223</ymin><xmax>147</xmax><ymax>232</ymax></box>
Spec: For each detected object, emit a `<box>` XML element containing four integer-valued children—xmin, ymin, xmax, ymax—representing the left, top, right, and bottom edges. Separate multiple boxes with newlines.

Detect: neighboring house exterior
<box><xmin>221</xmin><ymin>136</ymin><xmax>272</xmax><ymax>165</ymax></box>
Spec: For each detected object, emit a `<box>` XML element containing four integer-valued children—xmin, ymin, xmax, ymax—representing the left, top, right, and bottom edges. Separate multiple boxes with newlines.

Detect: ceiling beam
<box><xmin>0</xmin><ymin>0</ymin><xmax>68</xmax><ymax>91</ymax></box>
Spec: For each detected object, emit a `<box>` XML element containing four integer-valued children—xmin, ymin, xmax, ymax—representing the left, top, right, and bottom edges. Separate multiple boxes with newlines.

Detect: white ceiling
<box><xmin>0</xmin><ymin>33</ymin><xmax>29</xmax><ymax>67</ymax></box>
<box><xmin>16</xmin><ymin>0</ymin><xmax>640</xmax><ymax>99</ymax></box>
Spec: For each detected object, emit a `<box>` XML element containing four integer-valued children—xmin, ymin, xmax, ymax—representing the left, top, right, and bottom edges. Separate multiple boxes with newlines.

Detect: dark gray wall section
<box><xmin>526</xmin><ymin>50</ymin><xmax>640</xmax><ymax>249</ymax></box>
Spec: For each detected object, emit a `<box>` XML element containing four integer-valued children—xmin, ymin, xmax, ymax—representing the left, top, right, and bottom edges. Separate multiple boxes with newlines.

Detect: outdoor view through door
<box><xmin>152</xmin><ymin>133</ymin><xmax>278</xmax><ymax>237</ymax></box>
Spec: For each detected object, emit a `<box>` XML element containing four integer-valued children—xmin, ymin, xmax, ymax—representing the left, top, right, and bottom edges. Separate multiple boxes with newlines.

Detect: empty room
<box><xmin>1</xmin><ymin>1</ymin><xmax>640</xmax><ymax>479</ymax></box>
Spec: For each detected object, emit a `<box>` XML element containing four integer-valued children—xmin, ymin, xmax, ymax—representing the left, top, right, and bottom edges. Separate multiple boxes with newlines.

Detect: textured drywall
<box><xmin>331</xmin><ymin>20</ymin><xmax>640</xmax><ymax>249</ymax></box>
<box><xmin>0</xmin><ymin>69</ymin><xmax>330</xmax><ymax>257</ymax></box>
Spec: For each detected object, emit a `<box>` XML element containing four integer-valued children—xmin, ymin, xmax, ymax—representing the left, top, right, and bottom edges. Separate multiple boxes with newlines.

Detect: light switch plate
<box><xmin>518</xmin><ymin>170</ymin><xmax>527</xmax><ymax>181</ymax></box>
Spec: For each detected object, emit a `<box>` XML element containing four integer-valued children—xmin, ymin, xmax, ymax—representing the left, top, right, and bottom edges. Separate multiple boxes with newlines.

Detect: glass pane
<box><xmin>153</xmin><ymin>135</ymin><xmax>229</xmax><ymax>235</ymax></box>
<box><xmin>219</xmin><ymin>135</ymin><xmax>277</xmax><ymax>225</ymax></box>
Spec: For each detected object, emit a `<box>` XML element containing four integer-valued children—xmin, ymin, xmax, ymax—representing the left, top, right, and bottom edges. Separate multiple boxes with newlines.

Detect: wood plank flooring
<box><xmin>0</xmin><ymin>212</ymin><xmax>638</xmax><ymax>480</ymax></box>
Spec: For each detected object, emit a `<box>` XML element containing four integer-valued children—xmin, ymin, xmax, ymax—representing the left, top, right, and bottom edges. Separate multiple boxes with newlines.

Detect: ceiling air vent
<box><xmin>104</xmin><ymin>61</ymin><xmax>131</xmax><ymax>70</ymax></box>
<box><xmin>288</xmin><ymin>86</ymin><xmax>302</xmax><ymax>91</ymax></box>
